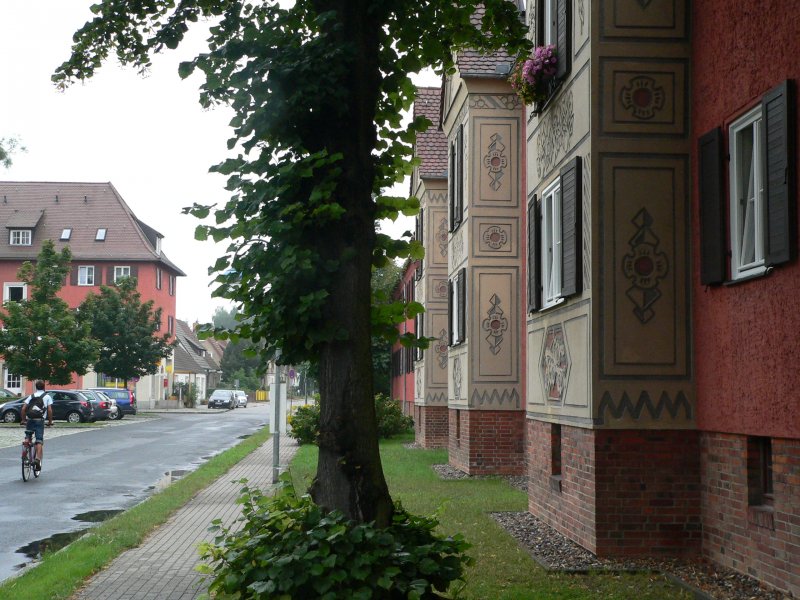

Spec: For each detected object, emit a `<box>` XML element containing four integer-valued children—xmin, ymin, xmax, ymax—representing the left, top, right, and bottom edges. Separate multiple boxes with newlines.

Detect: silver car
<box><xmin>233</xmin><ymin>390</ymin><xmax>248</xmax><ymax>408</ymax></box>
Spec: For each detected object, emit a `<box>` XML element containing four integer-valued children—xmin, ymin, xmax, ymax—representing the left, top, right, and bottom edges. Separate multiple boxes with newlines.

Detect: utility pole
<box><xmin>270</xmin><ymin>353</ymin><xmax>287</xmax><ymax>484</ymax></box>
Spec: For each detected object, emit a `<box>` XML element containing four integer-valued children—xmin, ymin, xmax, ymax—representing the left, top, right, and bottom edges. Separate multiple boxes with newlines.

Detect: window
<box><xmin>168</xmin><ymin>315</ymin><xmax>174</xmax><ymax>335</ymax></box>
<box><xmin>156</xmin><ymin>267</ymin><xmax>162</xmax><ymax>290</ymax></box>
<box><xmin>528</xmin><ymin>157</ymin><xmax>582</xmax><ymax>311</ymax></box>
<box><xmin>414</xmin><ymin>312</ymin><xmax>424</xmax><ymax>362</ymax></box>
<box><xmin>730</xmin><ymin>107</ymin><xmax>766</xmax><ymax>279</ymax></box>
<box><xmin>543</xmin><ymin>0</ymin><xmax>556</xmax><ymax>46</ymax></box>
<box><xmin>3</xmin><ymin>283</ymin><xmax>26</xmax><ymax>303</ymax></box>
<box><xmin>78</xmin><ymin>266</ymin><xmax>95</xmax><ymax>286</ymax></box>
<box><xmin>5</xmin><ymin>372</ymin><xmax>21</xmax><ymax>390</ymax></box>
<box><xmin>448</xmin><ymin>124</ymin><xmax>464</xmax><ymax>231</ymax></box>
<box><xmin>9</xmin><ymin>229</ymin><xmax>31</xmax><ymax>246</ymax></box>
<box><xmin>448</xmin><ymin>268</ymin><xmax>466</xmax><ymax>346</ymax></box>
<box><xmin>699</xmin><ymin>81</ymin><xmax>795</xmax><ymax>284</ymax></box>
<box><xmin>60</xmin><ymin>228</ymin><xmax>72</xmax><ymax>241</ymax></box>
<box><xmin>96</xmin><ymin>228</ymin><xmax>107</xmax><ymax>241</ymax></box>
<box><xmin>535</xmin><ymin>0</ymin><xmax>571</xmax><ymax>102</ymax></box>
<box><xmin>114</xmin><ymin>266</ymin><xmax>131</xmax><ymax>282</ymax></box>
<box><xmin>542</xmin><ymin>180</ymin><xmax>563</xmax><ymax>308</ymax></box>
<box><xmin>747</xmin><ymin>437</ymin><xmax>773</xmax><ymax>506</ymax></box>
<box><xmin>168</xmin><ymin>275</ymin><xmax>175</xmax><ymax>296</ymax></box>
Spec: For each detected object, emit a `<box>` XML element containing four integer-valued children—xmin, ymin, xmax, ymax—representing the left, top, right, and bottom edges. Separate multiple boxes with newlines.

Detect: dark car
<box><xmin>0</xmin><ymin>388</ymin><xmax>19</xmax><ymax>400</ymax></box>
<box><xmin>207</xmin><ymin>389</ymin><xmax>235</xmax><ymax>409</ymax></box>
<box><xmin>0</xmin><ymin>390</ymin><xmax>96</xmax><ymax>423</ymax></box>
<box><xmin>91</xmin><ymin>387</ymin><xmax>136</xmax><ymax>418</ymax></box>
<box><xmin>79</xmin><ymin>389</ymin><xmax>113</xmax><ymax>421</ymax></box>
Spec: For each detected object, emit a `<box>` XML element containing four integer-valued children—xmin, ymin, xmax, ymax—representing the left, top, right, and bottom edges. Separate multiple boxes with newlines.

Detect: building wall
<box><xmin>701</xmin><ymin>433</ymin><xmax>800</xmax><ymax>596</ymax></box>
<box><xmin>414</xmin><ymin>404</ymin><xmax>449</xmax><ymax>448</ymax></box>
<box><xmin>449</xmin><ymin>408</ymin><xmax>526</xmax><ymax>475</ymax></box>
<box><xmin>390</xmin><ymin>261</ymin><xmax>416</xmax><ymax>413</ymax></box>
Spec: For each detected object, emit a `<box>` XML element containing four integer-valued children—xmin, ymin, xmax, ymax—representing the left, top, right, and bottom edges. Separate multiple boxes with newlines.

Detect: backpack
<box><xmin>26</xmin><ymin>392</ymin><xmax>46</xmax><ymax>419</ymax></box>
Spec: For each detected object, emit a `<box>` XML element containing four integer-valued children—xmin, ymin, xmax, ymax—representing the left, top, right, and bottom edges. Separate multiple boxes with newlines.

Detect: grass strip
<box><xmin>0</xmin><ymin>426</ymin><xmax>272</xmax><ymax>600</ymax></box>
<box><xmin>290</xmin><ymin>434</ymin><xmax>691</xmax><ymax>600</ymax></box>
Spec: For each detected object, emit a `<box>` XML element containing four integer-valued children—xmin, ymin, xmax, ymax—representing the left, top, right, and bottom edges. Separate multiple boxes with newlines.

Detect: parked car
<box><xmin>91</xmin><ymin>387</ymin><xmax>136</xmax><ymax>418</ymax></box>
<box><xmin>208</xmin><ymin>389</ymin><xmax>235</xmax><ymax>409</ymax></box>
<box><xmin>0</xmin><ymin>390</ymin><xmax>96</xmax><ymax>423</ymax></box>
<box><xmin>0</xmin><ymin>388</ymin><xmax>19</xmax><ymax>400</ymax></box>
<box><xmin>79</xmin><ymin>389</ymin><xmax>113</xmax><ymax>421</ymax></box>
<box><xmin>233</xmin><ymin>390</ymin><xmax>248</xmax><ymax>408</ymax></box>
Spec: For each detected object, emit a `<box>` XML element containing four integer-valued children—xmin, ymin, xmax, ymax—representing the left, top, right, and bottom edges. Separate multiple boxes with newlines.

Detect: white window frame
<box><xmin>5</xmin><ymin>372</ymin><xmax>21</xmax><ymax>392</ymax></box>
<box><xmin>96</xmin><ymin>228</ymin><xmax>107</xmax><ymax>241</ymax></box>
<box><xmin>3</xmin><ymin>282</ymin><xmax>27</xmax><ymax>303</ymax></box>
<box><xmin>114</xmin><ymin>265</ymin><xmax>131</xmax><ymax>282</ymax></box>
<box><xmin>169</xmin><ymin>274</ymin><xmax>175</xmax><ymax>296</ymax></box>
<box><xmin>60</xmin><ymin>228</ymin><xmax>72</xmax><ymax>241</ymax></box>
<box><xmin>450</xmin><ymin>281</ymin><xmax>460</xmax><ymax>345</ymax></box>
<box><xmin>156</xmin><ymin>267</ymin><xmax>162</xmax><ymax>290</ymax></box>
<box><xmin>9</xmin><ymin>229</ymin><xmax>31</xmax><ymax>246</ymax></box>
<box><xmin>543</xmin><ymin>0</ymin><xmax>557</xmax><ymax>46</ymax></box>
<box><xmin>541</xmin><ymin>179</ymin><xmax>563</xmax><ymax>309</ymax></box>
<box><xmin>78</xmin><ymin>265</ymin><xmax>95</xmax><ymax>286</ymax></box>
<box><xmin>729</xmin><ymin>106</ymin><xmax>766</xmax><ymax>280</ymax></box>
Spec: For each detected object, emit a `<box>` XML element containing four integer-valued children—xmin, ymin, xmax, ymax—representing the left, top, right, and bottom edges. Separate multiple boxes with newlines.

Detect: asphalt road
<box><xmin>0</xmin><ymin>403</ymin><xmax>270</xmax><ymax>583</ymax></box>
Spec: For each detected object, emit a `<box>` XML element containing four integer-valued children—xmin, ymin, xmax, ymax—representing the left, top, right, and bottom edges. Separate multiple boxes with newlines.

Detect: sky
<box><xmin>0</xmin><ymin>1</ymin><xmax>424</xmax><ymax>324</ymax></box>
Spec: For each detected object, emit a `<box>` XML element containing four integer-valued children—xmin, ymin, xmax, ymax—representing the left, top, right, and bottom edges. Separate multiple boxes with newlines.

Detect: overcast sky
<box><xmin>0</xmin><ymin>1</ymin><xmax>422</xmax><ymax>325</ymax></box>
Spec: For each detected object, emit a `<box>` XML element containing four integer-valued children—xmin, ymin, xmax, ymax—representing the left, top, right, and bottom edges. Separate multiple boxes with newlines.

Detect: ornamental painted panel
<box><xmin>473</xmin><ymin>219</ymin><xmax>519</xmax><ymax>258</ymax></box>
<box><xmin>474</xmin><ymin>119</ymin><xmax>518</xmax><ymax>206</ymax></box>
<box><xmin>481</xmin><ymin>294</ymin><xmax>509</xmax><ymax>356</ymax></box>
<box><xmin>600</xmin><ymin>0</ymin><xmax>687</xmax><ymax>40</ymax></box>
<box><xmin>475</xmin><ymin>270</ymin><xmax>518</xmax><ymax>380</ymax></box>
<box><xmin>600</xmin><ymin>59</ymin><xmax>687</xmax><ymax>136</ymax></box>
<box><xmin>535</xmin><ymin>90</ymin><xmax>574</xmax><ymax>179</ymax></box>
<box><xmin>430</xmin><ymin>278</ymin><xmax>448</xmax><ymax>301</ymax></box>
<box><xmin>430</xmin><ymin>311</ymin><xmax>449</xmax><ymax>387</ymax></box>
<box><xmin>540</xmin><ymin>324</ymin><xmax>570</xmax><ymax>405</ymax></box>
<box><xmin>436</xmin><ymin>214</ymin><xmax>448</xmax><ymax>260</ymax></box>
<box><xmin>599</xmin><ymin>155</ymin><xmax>689</xmax><ymax>378</ymax></box>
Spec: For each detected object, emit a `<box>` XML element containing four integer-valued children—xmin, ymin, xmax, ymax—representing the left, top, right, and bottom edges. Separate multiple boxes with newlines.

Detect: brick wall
<box><xmin>701</xmin><ymin>433</ymin><xmax>800</xmax><ymax>596</ymax></box>
<box><xmin>528</xmin><ymin>420</ymin><xmax>701</xmax><ymax>557</ymax></box>
<box><xmin>449</xmin><ymin>409</ymin><xmax>526</xmax><ymax>475</ymax></box>
<box><xmin>415</xmin><ymin>405</ymin><xmax>449</xmax><ymax>448</ymax></box>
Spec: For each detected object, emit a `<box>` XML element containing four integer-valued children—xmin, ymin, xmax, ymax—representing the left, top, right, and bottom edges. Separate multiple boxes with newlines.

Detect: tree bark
<box><xmin>309</xmin><ymin>0</ymin><xmax>394</xmax><ymax>527</ymax></box>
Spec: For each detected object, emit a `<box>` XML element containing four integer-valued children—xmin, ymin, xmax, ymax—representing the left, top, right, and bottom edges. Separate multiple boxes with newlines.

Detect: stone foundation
<box><xmin>448</xmin><ymin>409</ymin><xmax>526</xmax><ymax>475</ymax></box>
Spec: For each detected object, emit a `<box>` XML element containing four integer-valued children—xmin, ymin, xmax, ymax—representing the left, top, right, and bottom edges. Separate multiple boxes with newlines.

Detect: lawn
<box><xmin>290</xmin><ymin>434</ymin><xmax>691</xmax><ymax>600</ymax></box>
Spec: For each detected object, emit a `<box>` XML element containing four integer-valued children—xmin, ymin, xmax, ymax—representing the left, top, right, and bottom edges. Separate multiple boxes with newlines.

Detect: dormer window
<box><xmin>60</xmin><ymin>228</ymin><xmax>72</xmax><ymax>241</ymax></box>
<box><xmin>9</xmin><ymin>230</ymin><xmax>32</xmax><ymax>246</ymax></box>
<box><xmin>96</xmin><ymin>228</ymin><xmax>107</xmax><ymax>241</ymax></box>
<box><xmin>156</xmin><ymin>237</ymin><xmax>162</xmax><ymax>255</ymax></box>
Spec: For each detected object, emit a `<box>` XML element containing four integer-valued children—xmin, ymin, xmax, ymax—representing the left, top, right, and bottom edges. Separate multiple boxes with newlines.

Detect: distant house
<box><xmin>389</xmin><ymin>259</ymin><xmax>416</xmax><ymax>416</ymax></box>
<box><xmin>0</xmin><ymin>181</ymin><xmax>185</xmax><ymax>404</ymax></box>
<box><xmin>201</xmin><ymin>335</ymin><xmax>227</xmax><ymax>391</ymax></box>
<box><xmin>173</xmin><ymin>319</ymin><xmax>220</xmax><ymax>404</ymax></box>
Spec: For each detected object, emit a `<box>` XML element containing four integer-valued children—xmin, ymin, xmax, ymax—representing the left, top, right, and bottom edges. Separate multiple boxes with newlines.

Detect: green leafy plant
<box><xmin>198</xmin><ymin>477</ymin><xmax>472</xmax><ymax>599</ymax></box>
<box><xmin>288</xmin><ymin>403</ymin><xmax>321</xmax><ymax>445</ymax></box>
<box><xmin>289</xmin><ymin>395</ymin><xmax>412</xmax><ymax>446</ymax></box>
<box><xmin>375</xmin><ymin>393</ymin><xmax>414</xmax><ymax>439</ymax></box>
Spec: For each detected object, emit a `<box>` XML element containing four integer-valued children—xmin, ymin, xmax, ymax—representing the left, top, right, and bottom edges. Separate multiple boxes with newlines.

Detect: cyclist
<box><xmin>20</xmin><ymin>381</ymin><xmax>53</xmax><ymax>469</ymax></box>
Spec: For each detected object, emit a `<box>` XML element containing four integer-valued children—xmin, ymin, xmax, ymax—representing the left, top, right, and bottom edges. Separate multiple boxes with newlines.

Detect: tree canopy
<box><xmin>78</xmin><ymin>277</ymin><xmax>175</xmax><ymax>385</ymax></box>
<box><xmin>0</xmin><ymin>240</ymin><xmax>99</xmax><ymax>384</ymax></box>
<box><xmin>55</xmin><ymin>0</ymin><xmax>529</xmax><ymax>525</ymax></box>
<box><xmin>0</xmin><ymin>136</ymin><xmax>24</xmax><ymax>168</ymax></box>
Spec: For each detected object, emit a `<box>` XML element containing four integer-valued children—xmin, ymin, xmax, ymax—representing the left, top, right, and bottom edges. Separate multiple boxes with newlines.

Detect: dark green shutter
<box><xmin>456</xmin><ymin>124</ymin><xmax>464</xmax><ymax>229</ymax></box>
<box><xmin>95</xmin><ymin>266</ymin><xmax>102</xmax><ymax>285</ymax></box>
<box><xmin>528</xmin><ymin>195</ymin><xmax>541</xmax><ymax>312</ymax></box>
<box><xmin>698</xmin><ymin>128</ymin><xmax>726</xmax><ymax>285</ymax></box>
<box><xmin>556</xmin><ymin>0</ymin><xmax>571</xmax><ymax>80</ymax></box>
<box><xmin>560</xmin><ymin>157</ymin><xmax>582</xmax><ymax>297</ymax></box>
<box><xmin>457</xmin><ymin>268</ymin><xmax>466</xmax><ymax>344</ymax></box>
<box><xmin>763</xmin><ymin>80</ymin><xmax>796</xmax><ymax>266</ymax></box>
<box><xmin>447</xmin><ymin>278</ymin><xmax>454</xmax><ymax>345</ymax></box>
<box><xmin>449</xmin><ymin>141</ymin><xmax>456</xmax><ymax>231</ymax></box>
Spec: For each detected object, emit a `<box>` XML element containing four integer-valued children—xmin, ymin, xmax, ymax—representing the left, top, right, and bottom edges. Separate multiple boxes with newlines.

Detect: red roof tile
<box><xmin>0</xmin><ymin>181</ymin><xmax>184</xmax><ymax>275</ymax></box>
<box><xmin>413</xmin><ymin>87</ymin><xmax>448</xmax><ymax>180</ymax></box>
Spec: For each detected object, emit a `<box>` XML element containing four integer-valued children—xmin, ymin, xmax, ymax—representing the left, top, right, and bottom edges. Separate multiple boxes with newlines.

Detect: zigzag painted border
<box><xmin>598</xmin><ymin>390</ymin><xmax>692</xmax><ymax>424</ymax></box>
<box><xmin>425</xmin><ymin>391</ymin><xmax>448</xmax><ymax>405</ymax></box>
<box><xmin>469</xmin><ymin>387</ymin><xmax>521</xmax><ymax>408</ymax></box>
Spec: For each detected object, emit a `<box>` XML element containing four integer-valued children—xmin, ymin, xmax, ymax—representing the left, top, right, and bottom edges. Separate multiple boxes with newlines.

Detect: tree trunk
<box><xmin>309</xmin><ymin>0</ymin><xmax>393</xmax><ymax>527</ymax></box>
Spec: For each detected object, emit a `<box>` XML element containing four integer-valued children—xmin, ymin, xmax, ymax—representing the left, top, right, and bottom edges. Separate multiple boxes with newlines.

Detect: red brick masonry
<box><xmin>527</xmin><ymin>420</ymin><xmax>702</xmax><ymax>558</ymax></box>
<box><xmin>415</xmin><ymin>405</ymin><xmax>449</xmax><ymax>449</ymax></box>
<box><xmin>701</xmin><ymin>433</ymin><xmax>800</xmax><ymax>597</ymax></box>
<box><xmin>449</xmin><ymin>409</ymin><xmax>526</xmax><ymax>475</ymax></box>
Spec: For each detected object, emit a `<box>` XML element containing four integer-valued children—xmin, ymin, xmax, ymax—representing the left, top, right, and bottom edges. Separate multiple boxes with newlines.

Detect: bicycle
<box><xmin>21</xmin><ymin>429</ymin><xmax>41</xmax><ymax>481</ymax></box>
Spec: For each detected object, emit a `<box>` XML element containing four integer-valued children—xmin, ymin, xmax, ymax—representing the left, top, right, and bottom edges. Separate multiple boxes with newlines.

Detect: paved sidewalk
<box><xmin>73</xmin><ymin>435</ymin><xmax>299</xmax><ymax>600</ymax></box>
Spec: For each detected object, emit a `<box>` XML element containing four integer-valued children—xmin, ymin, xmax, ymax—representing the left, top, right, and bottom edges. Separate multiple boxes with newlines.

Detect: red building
<box><xmin>389</xmin><ymin>259</ymin><xmax>416</xmax><ymax>416</ymax></box>
<box><xmin>693</xmin><ymin>2</ymin><xmax>800</xmax><ymax>594</ymax></box>
<box><xmin>0</xmin><ymin>182</ymin><xmax>184</xmax><ymax>402</ymax></box>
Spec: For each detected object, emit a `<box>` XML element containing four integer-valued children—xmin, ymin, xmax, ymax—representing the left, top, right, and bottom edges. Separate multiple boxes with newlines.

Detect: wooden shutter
<box><xmin>447</xmin><ymin>278</ymin><xmax>454</xmax><ymax>345</ymax></box>
<box><xmin>457</xmin><ymin>268</ymin><xmax>466</xmax><ymax>344</ymax></box>
<box><xmin>698</xmin><ymin>128</ymin><xmax>726</xmax><ymax>285</ymax></box>
<box><xmin>130</xmin><ymin>265</ymin><xmax>139</xmax><ymax>281</ymax></box>
<box><xmin>556</xmin><ymin>0</ymin><xmax>571</xmax><ymax>80</ymax></box>
<box><xmin>107</xmin><ymin>266</ymin><xmax>115</xmax><ymax>285</ymax></box>
<box><xmin>70</xmin><ymin>266</ymin><xmax>79</xmax><ymax>286</ymax></box>
<box><xmin>456</xmin><ymin>124</ymin><xmax>464</xmax><ymax>229</ymax></box>
<box><xmin>95</xmin><ymin>266</ymin><xmax>102</xmax><ymax>285</ymax></box>
<box><xmin>560</xmin><ymin>157</ymin><xmax>582</xmax><ymax>297</ymax></box>
<box><xmin>763</xmin><ymin>80</ymin><xmax>796</xmax><ymax>266</ymax></box>
<box><xmin>448</xmin><ymin>141</ymin><xmax>456</xmax><ymax>231</ymax></box>
<box><xmin>527</xmin><ymin>195</ymin><xmax>542</xmax><ymax>312</ymax></box>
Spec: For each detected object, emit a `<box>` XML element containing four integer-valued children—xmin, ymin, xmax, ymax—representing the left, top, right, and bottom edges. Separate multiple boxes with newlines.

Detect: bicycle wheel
<box><xmin>21</xmin><ymin>448</ymin><xmax>32</xmax><ymax>482</ymax></box>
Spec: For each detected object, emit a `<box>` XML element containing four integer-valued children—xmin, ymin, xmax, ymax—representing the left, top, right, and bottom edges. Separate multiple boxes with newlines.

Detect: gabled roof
<box><xmin>174</xmin><ymin>319</ymin><xmax>219</xmax><ymax>373</ymax></box>
<box><xmin>455</xmin><ymin>3</ymin><xmax>515</xmax><ymax>79</ymax></box>
<box><xmin>413</xmin><ymin>88</ymin><xmax>448</xmax><ymax>181</ymax></box>
<box><xmin>0</xmin><ymin>181</ymin><xmax>185</xmax><ymax>275</ymax></box>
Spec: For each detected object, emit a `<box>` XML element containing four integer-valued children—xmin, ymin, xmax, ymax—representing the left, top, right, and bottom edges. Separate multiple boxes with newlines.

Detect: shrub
<box><xmin>288</xmin><ymin>395</ymin><xmax>412</xmax><ymax>445</ymax></box>
<box><xmin>288</xmin><ymin>403</ymin><xmax>321</xmax><ymax>445</ymax></box>
<box><xmin>198</xmin><ymin>478</ymin><xmax>472</xmax><ymax>599</ymax></box>
<box><xmin>374</xmin><ymin>393</ymin><xmax>414</xmax><ymax>438</ymax></box>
